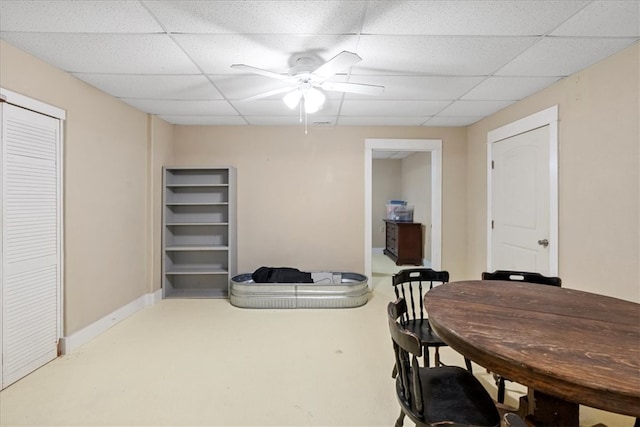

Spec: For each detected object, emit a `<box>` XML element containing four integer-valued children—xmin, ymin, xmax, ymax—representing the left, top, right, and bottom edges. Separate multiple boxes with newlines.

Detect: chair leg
<box><xmin>634</xmin><ymin>418</ymin><xmax>639</xmax><ymax>427</ymax></box>
<box><xmin>423</xmin><ymin>347</ymin><xmax>431</xmax><ymax>367</ymax></box>
<box><xmin>395</xmin><ymin>409</ymin><xmax>405</xmax><ymax>427</ymax></box>
<box><xmin>497</xmin><ymin>376</ymin><xmax>506</xmax><ymax>404</ymax></box>
<box><xmin>434</xmin><ymin>347</ymin><xmax>441</xmax><ymax>366</ymax></box>
<box><xmin>464</xmin><ymin>357</ymin><xmax>473</xmax><ymax>373</ymax></box>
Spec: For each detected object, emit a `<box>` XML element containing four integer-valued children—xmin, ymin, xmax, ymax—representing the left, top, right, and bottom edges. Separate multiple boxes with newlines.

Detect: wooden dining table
<box><xmin>424</xmin><ymin>280</ymin><xmax>640</xmax><ymax>426</ymax></box>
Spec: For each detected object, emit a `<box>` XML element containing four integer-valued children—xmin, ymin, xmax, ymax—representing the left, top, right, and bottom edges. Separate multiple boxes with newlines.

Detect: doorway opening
<box><xmin>364</xmin><ymin>139</ymin><xmax>442</xmax><ymax>289</ymax></box>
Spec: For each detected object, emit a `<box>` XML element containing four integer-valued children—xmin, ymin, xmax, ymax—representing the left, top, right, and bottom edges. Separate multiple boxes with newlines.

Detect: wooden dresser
<box><xmin>383</xmin><ymin>220</ymin><xmax>423</xmax><ymax>265</ymax></box>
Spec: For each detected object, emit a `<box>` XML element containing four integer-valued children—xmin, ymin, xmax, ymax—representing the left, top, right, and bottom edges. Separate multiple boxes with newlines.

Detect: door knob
<box><xmin>537</xmin><ymin>239</ymin><xmax>549</xmax><ymax>248</ymax></box>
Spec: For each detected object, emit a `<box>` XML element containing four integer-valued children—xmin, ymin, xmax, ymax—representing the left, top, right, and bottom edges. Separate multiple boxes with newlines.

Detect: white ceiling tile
<box><xmin>338</xmin><ymin>116</ymin><xmax>428</xmax><ymax>126</ymax></box>
<box><xmin>175</xmin><ymin>34</ymin><xmax>360</xmax><ymax>75</ymax></box>
<box><xmin>159</xmin><ymin>116</ymin><xmax>248</xmax><ymax>126</ymax></box>
<box><xmin>355</xmin><ymin>35</ymin><xmax>538</xmax><ymax>75</ymax></box>
<box><xmin>340</xmin><ymin>100</ymin><xmax>450</xmax><ymax>116</ymax></box>
<box><xmin>424</xmin><ymin>116</ymin><xmax>484</xmax><ymax>127</ymax></box>
<box><xmin>462</xmin><ymin>77</ymin><xmax>562</xmax><ymax>100</ymax></box>
<box><xmin>438</xmin><ymin>100</ymin><xmax>515</xmax><ymax>116</ymax></box>
<box><xmin>496</xmin><ymin>37</ymin><xmax>638</xmax><ymax>76</ymax></box>
<box><xmin>73</xmin><ymin>74</ymin><xmax>223</xmax><ymax>100</ymax></box>
<box><xmin>231</xmin><ymin>100</ymin><xmax>341</xmax><ymax>116</ymax></box>
<box><xmin>121</xmin><ymin>99</ymin><xmax>238</xmax><ymax>116</ymax></box>
<box><xmin>363</xmin><ymin>1</ymin><xmax>589</xmax><ymax>36</ymax></box>
<box><xmin>551</xmin><ymin>1</ymin><xmax>640</xmax><ymax>37</ymax></box>
<box><xmin>246</xmin><ymin>116</ymin><xmax>337</xmax><ymax>126</ymax></box>
<box><xmin>344</xmin><ymin>75</ymin><xmax>485</xmax><ymax>100</ymax></box>
<box><xmin>146</xmin><ymin>1</ymin><xmax>366</xmax><ymax>34</ymax></box>
<box><xmin>212</xmin><ymin>75</ymin><xmax>345</xmax><ymax>101</ymax></box>
<box><xmin>0</xmin><ymin>33</ymin><xmax>200</xmax><ymax>74</ymax></box>
<box><xmin>0</xmin><ymin>0</ymin><xmax>163</xmax><ymax>33</ymax></box>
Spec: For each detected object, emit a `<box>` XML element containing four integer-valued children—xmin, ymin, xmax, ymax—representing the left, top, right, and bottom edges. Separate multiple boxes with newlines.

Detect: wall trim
<box><xmin>364</xmin><ymin>138</ymin><xmax>442</xmax><ymax>290</ymax></box>
<box><xmin>372</xmin><ymin>247</ymin><xmax>385</xmax><ymax>255</ymax></box>
<box><xmin>59</xmin><ymin>289</ymin><xmax>162</xmax><ymax>354</ymax></box>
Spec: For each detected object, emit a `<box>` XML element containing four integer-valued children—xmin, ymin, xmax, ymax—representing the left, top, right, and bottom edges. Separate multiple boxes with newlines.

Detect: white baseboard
<box><xmin>59</xmin><ymin>289</ymin><xmax>162</xmax><ymax>354</ymax></box>
<box><xmin>372</xmin><ymin>247</ymin><xmax>385</xmax><ymax>254</ymax></box>
<box><xmin>423</xmin><ymin>259</ymin><xmax>432</xmax><ymax>268</ymax></box>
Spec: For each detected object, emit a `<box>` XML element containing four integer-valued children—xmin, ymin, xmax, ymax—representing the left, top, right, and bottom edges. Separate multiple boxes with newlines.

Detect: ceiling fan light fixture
<box><xmin>302</xmin><ymin>87</ymin><xmax>325</xmax><ymax>114</ymax></box>
<box><xmin>283</xmin><ymin>90</ymin><xmax>302</xmax><ymax>110</ymax></box>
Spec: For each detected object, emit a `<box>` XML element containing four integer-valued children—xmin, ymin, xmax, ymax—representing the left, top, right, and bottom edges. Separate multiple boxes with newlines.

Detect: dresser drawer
<box><xmin>383</xmin><ymin>220</ymin><xmax>422</xmax><ymax>266</ymax></box>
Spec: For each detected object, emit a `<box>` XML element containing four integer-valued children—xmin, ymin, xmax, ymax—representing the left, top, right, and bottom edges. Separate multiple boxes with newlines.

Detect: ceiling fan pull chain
<box><xmin>299</xmin><ymin>100</ymin><xmax>303</xmax><ymax>123</ymax></box>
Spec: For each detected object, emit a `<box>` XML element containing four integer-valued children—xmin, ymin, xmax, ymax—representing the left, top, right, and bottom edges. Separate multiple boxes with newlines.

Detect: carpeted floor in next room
<box><xmin>0</xmin><ymin>254</ymin><xmax>634</xmax><ymax>426</ymax></box>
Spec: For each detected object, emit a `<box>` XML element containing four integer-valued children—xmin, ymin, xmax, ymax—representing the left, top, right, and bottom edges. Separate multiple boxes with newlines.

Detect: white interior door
<box><xmin>1</xmin><ymin>102</ymin><xmax>61</xmax><ymax>389</ymax></box>
<box><xmin>491</xmin><ymin>126</ymin><xmax>551</xmax><ymax>274</ymax></box>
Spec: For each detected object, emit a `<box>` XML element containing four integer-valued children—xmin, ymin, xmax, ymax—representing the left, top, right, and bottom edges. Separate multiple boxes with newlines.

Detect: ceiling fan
<box><xmin>231</xmin><ymin>51</ymin><xmax>384</xmax><ymax>115</ymax></box>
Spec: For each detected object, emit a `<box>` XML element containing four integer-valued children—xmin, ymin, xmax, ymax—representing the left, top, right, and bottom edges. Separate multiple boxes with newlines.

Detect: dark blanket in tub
<box><xmin>251</xmin><ymin>267</ymin><xmax>313</xmax><ymax>283</ymax></box>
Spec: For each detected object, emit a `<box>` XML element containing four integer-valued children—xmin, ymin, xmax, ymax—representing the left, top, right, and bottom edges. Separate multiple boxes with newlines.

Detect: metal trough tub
<box><xmin>229</xmin><ymin>272</ymin><xmax>369</xmax><ymax>309</ymax></box>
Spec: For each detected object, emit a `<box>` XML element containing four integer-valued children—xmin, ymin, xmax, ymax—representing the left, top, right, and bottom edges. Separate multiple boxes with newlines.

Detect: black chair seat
<box><xmin>403</xmin><ymin>319</ymin><xmax>447</xmax><ymax>347</ymax></box>
<box><xmin>396</xmin><ymin>365</ymin><xmax>500</xmax><ymax>427</ymax></box>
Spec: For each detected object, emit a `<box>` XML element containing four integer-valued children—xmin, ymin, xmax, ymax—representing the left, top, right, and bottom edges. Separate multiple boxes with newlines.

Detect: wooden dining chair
<box><xmin>392</xmin><ymin>268</ymin><xmax>472</xmax><ymax>371</ymax></box>
<box><xmin>387</xmin><ymin>297</ymin><xmax>501</xmax><ymax>427</ymax></box>
<box><xmin>482</xmin><ymin>269</ymin><xmax>562</xmax><ymax>403</ymax></box>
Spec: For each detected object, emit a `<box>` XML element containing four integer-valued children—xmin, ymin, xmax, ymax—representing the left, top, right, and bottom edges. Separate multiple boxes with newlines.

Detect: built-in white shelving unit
<box><xmin>162</xmin><ymin>167</ymin><xmax>236</xmax><ymax>298</ymax></box>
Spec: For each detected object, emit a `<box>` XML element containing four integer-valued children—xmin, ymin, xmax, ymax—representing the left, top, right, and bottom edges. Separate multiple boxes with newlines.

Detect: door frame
<box><xmin>0</xmin><ymin>88</ymin><xmax>66</xmax><ymax>374</ymax></box>
<box><xmin>364</xmin><ymin>138</ymin><xmax>442</xmax><ymax>288</ymax></box>
<box><xmin>486</xmin><ymin>105</ymin><xmax>558</xmax><ymax>275</ymax></box>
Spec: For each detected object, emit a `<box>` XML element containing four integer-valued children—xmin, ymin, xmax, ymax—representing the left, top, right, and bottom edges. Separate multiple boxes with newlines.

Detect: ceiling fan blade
<box><xmin>230</xmin><ymin>64</ymin><xmax>288</xmax><ymax>81</ymax></box>
<box><xmin>320</xmin><ymin>81</ymin><xmax>385</xmax><ymax>96</ymax></box>
<box><xmin>239</xmin><ymin>86</ymin><xmax>294</xmax><ymax>102</ymax></box>
<box><xmin>312</xmin><ymin>51</ymin><xmax>362</xmax><ymax>80</ymax></box>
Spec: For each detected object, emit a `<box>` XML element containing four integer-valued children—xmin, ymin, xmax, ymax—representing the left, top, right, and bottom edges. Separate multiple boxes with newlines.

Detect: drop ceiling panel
<box><xmin>341</xmin><ymin>100</ymin><xmax>450</xmax><ymax>116</ymax></box>
<box><xmin>0</xmin><ymin>0</ymin><xmax>163</xmax><ymax>33</ymax></box>
<box><xmin>462</xmin><ymin>76</ymin><xmax>561</xmax><ymax>100</ymax></box>
<box><xmin>231</xmin><ymin>100</ymin><xmax>341</xmax><ymax>116</ymax></box>
<box><xmin>159</xmin><ymin>116</ymin><xmax>247</xmax><ymax>126</ymax></box>
<box><xmin>363</xmin><ymin>1</ymin><xmax>589</xmax><ymax>36</ymax></box>
<box><xmin>550</xmin><ymin>1</ymin><xmax>640</xmax><ymax>37</ymax></box>
<box><xmin>338</xmin><ymin>116</ymin><xmax>428</xmax><ymax>126</ymax></box>
<box><xmin>145</xmin><ymin>0</ymin><xmax>366</xmax><ymax>34</ymax></box>
<box><xmin>343</xmin><ymin>76</ymin><xmax>485</xmax><ymax>100</ymax></box>
<box><xmin>424</xmin><ymin>116</ymin><xmax>485</xmax><ymax>127</ymax></box>
<box><xmin>246</xmin><ymin>116</ymin><xmax>337</xmax><ymax>126</ymax></box>
<box><xmin>175</xmin><ymin>34</ymin><xmax>360</xmax><ymax>75</ymax></box>
<box><xmin>73</xmin><ymin>74</ymin><xmax>223</xmax><ymax>100</ymax></box>
<box><xmin>355</xmin><ymin>35</ymin><xmax>538</xmax><ymax>75</ymax></box>
<box><xmin>438</xmin><ymin>100</ymin><xmax>515</xmax><ymax>116</ymax></box>
<box><xmin>0</xmin><ymin>33</ymin><xmax>200</xmax><ymax>74</ymax></box>
<box><xmin>121</xmin><ymin>99</ymin><xmax>238</xmax><ymax>116</ymax></box>
<box><xmin>213</xmin><ymin>75</ymin><xmax>345</xmax><ymax>101</ymax></box>
<box><xmin>496</xmin><ymin>37</ymin><xmax>638</xmax><ymax>76</ymax></box>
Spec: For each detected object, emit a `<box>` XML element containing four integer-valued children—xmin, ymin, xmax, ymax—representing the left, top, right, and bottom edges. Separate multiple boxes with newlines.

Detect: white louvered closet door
<box><xmin>1</xmin><ymin>103</ymin><xmax>61</xmax><ymax>389</ymax></box>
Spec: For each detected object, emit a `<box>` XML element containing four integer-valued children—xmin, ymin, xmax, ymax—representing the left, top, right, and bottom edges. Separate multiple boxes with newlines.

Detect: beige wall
<box><xmin>172</xmin><ymin>126</ymin><xmax>469</xmax><ymax>278</ymax></box>
<box><xmin>467</xmin><ymin>42</ymin><xmax>639</xmax><ymax>302</ymax></box>
<box><xmin>0</xmin><ymin>40</ymin><xmax>173</xmax><ymax>334</ymax></box>
<box><xmin>372</xmin><ymin>159</ymin><xmax>402</xmax><ymax>249</ymax></box>
<box><xmin>148</xmin><ymin>116</ymin><xmax>174</xmax><ymax>293</ymax></box>
<box><xmin>402</xmin><ymin>152</ymin><xmax>432</xmax><ymax>262</ymax></box>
